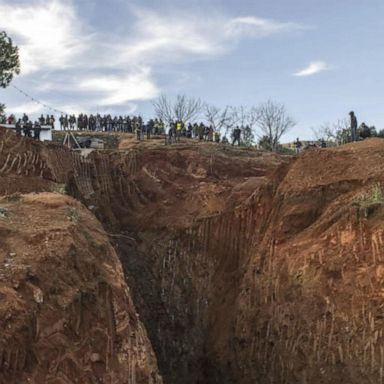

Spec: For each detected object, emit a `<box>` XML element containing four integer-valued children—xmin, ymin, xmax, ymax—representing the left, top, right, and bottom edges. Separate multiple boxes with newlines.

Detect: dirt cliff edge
<box><xmin>0</xmin><ymin>192</ymin><xmax>162</xmax><ymax>384</ymax></box>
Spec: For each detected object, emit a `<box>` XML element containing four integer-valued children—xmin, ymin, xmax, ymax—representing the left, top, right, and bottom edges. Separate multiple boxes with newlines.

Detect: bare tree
<box><xmin>230</xmin><ymin>106</ymin><xmax>259</xmax><ymax>129</ymax></box>
<box><xmin>231</xmin><ymin>105</ymin><xmax>248</xmax><ymax>128</ymax></box>
<box><xmin>152</xmin><ymin>94</ymin><xmax>174</xmax><ymax>125</ymax></box>
<box><xmin>226</xmin><ymin>106</ymin><xmax>260</xmax><ymax>143</ymax></box>
<box><xmin>312</xmin><ymin>118</ymin><xmax>349</xmax><ymax>144</ymax></box>
<box><xmin>255</xmin><ymin>100</ymin><xmax>296</xmax><ymax>152</ymax></box>
<box><xmin>204</xmin><ymin>105</ymin><xmax>233</xmax><ymax>134</ymax></box>
<box><xmin>173</xmin><ymin>95</ymin><xmax>203</xmax><ymax>123</ymax></box>
<box><xmin>152</xmin><ymin>94</ymin><xmax>203</xmax><ymax>125</ymax></box>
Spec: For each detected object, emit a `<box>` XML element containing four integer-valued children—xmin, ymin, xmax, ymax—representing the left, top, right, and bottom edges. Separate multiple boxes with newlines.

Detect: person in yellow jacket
<box><xmin>176</xmin><ymin>121</ymin><xmax>182</xmax><ymax>141</ymax></box>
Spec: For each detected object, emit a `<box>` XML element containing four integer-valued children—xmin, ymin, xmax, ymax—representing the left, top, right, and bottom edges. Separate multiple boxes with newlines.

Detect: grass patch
<box><xmin>52</xmin><ymin>183</ymin><xmax>67</xmax><ymax>195</ymax></box>
<box><xmin>355</xmin><ymin>183</ymin><xmax>384</xmax><ymax>206</ymax></box>
<box><xmin>0</xmin><ymin>207</ymin><xmax>9</xmax><ymax>219</ymax></box>
<box><xmin>3</xmin><ymin>193</ymin><xmax>22</xmax><ymax>202</ymax></box>
<box><xmin>67</xmin><ymin>207</ymin><xmax>79</xmax><ymax>223</ymax></box>
<box><xmin>354</xmin><ymin>183</ymin><xmax>384</xmax><ymax>218</ymax></box>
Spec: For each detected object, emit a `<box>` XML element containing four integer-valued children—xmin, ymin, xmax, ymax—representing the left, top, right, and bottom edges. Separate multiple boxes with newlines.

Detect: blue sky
<box><xmin>1</xmin><ymin>0</ymin><xmax>383</xmax><ymax>140</ymax></box>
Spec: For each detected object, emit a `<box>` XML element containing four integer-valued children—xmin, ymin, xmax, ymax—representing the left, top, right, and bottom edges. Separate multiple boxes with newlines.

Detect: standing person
<box><xmin>232</xmin><ymin>126</ymin><xmax>241</xmax><ymax>146</ymax></box>
<box><xmin>22</xmin><ymin>113</ymin><xmax>29</xmax><ymax>125</ymax></box>
<box><xmin>127</xmin><ymin>116</ymin><xmax>132</xmax><ymax>132</ymax></box>
<box><xmin>349</xmin><ymin>111</ymin><xmax>358</xmax><ymax>142</ymax></box>
<box><xmin>203</xmin><ymin>125</ymin><xmax>209</xmax><ymax>141</ymax></box>
<box><xmin>69</xmin><ymin>115</ymin><xmax>76</xmax><ymax>130</ymax></box>
<box><xmin>159</xmin><ymin>119</ymin><xmax>165</xmax><ymax>134</ymax></box>
<box><xmin>295</xmin><ymin>138</ymin><xmax>302</xmax><ymax>154</ymax></box>
<box><xmin>187</xmin><ymin>123</ymin><xmax>193</xmax><ymax>138</ymax></box>
<box><xmin>33</xmin><ymin>121</ymin><xmax>41</xmax><ymax>140</ymax></box>
<box><xmin>208</xmin><ymin>126</ymin><xmax>214</xmax><ymax>141</ymax></box>
<box><xmin>84</xmin><ymin>114</ymin><xmax>89</xmax><ymax>130</ymax></box>
<box><xmin>112</xmin><ymin>116</ymin><xmax>118</xmax><ymax>132</ymax></box>
<box><xmin>146</xmin><ymin>122</ymin><xmax>152</xmax><ymax>140</ymax></box>
<box><xmin>23</xmin><ymin>121</ymin><xmax>29</xmax><ymax>137</ymax></box>
<box><xmin>96</xmin><ymin>115</ymin><xmax>101</xmax><ymax>131</ymax></box>
<box><xmin>135</xmin><ymin>121</ymin><xmax>142</xmax><ymax>140</ymax></box>
<box><xmin>15</xmin><ymin>119</ymin><xmax>22</xmax><ymax>137</ymax></box>
<box><xmin>168</xmin><ymin>123</ymin><xmax>176</xmax><ymax>144</ymax></box>
<box><xmin>176</xmin><ymin>120</ymin><xmax>182</xmax><ymax>141</ymax></box>
<box><xmin>59</xmin><ymin>114</ymin><xmax>64</xmax><ymax>130</ymax></box>
<box><xmin>49</xmin><ymin>115</ymin><xmax>55</xmax><ymax>129</ymax></box>
<box><xmin>24</xmin><ymin>121</ymin><xmax>33</xmax><ymax>137</ymax></box>
<box><xmin>147</xmin><ymin>119</ymin><xmax>154</xmax><ymax>139</ymax></box>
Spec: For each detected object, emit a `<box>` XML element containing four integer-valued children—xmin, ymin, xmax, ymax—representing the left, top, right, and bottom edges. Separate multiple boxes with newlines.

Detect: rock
<box><xmin>32</xmin><ymin>287</ymin><xmax>44</xmax><ymax>304</ymax></box>
<box><xmin>90</xmin><ymin>353</ymin><xmax>102</xmax><ymax>363</ymax></box>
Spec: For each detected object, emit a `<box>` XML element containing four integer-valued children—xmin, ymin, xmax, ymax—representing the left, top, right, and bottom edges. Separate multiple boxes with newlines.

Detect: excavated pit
<box><xmin>2</xmin><ymin>127</ymin><xmax>384</xmax><ymax>383</ymax></box>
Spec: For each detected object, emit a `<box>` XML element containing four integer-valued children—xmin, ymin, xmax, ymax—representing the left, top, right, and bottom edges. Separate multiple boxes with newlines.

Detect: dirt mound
<box><xmin>281</xmin><ymin>138</ymin><xmax>384</xmax><ymax>192</ymax></box>
<box><xmin>0</xmin><ymin>192</ymin><xmax>162</xmax><ymax>384</ymax></box>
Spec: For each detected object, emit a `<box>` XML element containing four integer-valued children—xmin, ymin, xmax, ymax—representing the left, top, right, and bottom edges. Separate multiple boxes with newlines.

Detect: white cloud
<box><xmin>0</xmin><ymin>0</ymin><xmax>89</xmax><ymax>74</ymax></box>
<box><xmin>79</xmin><ymin>67</ymin><xmax>159</xmax><ymax>105</ymax></box>
<box><xmin>5</xmin><ymin>101</ymin><xmax>44</xmax><ymax>115</ymax></box>
<box><xmin>1</xmin><ymin>0</ymin><xmax>309</xmax><ymax>115</ymax></box>
<box><xmin>293</xmin><ymin>61</ymin><xmax>329</xmax><ymax>77</ymax></box>
<box><xmin>114</xmin><ymin>10</ymin><xmax>305</xmax><ymax>65</ymax></box>
<box><xmin>225</xmin><ymin>17</ymin><xmax>305</xmax><ymax>38</ymax></box>
<box><xmin>114</xmin><ymin>9</ymin><xmax>226</xmax><ymax>65</ymax></box>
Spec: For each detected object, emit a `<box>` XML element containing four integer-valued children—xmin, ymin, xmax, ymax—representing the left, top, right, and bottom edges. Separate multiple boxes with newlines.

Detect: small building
<box><xmin>0</xmin><ymin>124</ymin><xmax>52</xmax><ymax>142</ymax></box>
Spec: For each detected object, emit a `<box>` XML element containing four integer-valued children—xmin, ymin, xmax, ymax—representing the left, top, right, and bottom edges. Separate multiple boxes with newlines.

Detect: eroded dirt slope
<box><xmin>0</xmin><ymin>134</ymin><xmax>163</xmax><ymax>384</ymax></box>
<box><xmin>224</xmin><ymin>141</ymin><xmax>384</xmax><ymax>383</ymax></box>
<box><xmin>94</xmin><ymin>138</ymin><xmax>384</xmax><ymax>384</ymax></box>
<box><xmin>4</xmin><ymin>127</ymin><xmax>384</xmax><ymax>384</ymax></box>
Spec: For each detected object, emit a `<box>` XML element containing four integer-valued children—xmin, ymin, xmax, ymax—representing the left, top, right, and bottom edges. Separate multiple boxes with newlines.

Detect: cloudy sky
<box><xmin>1</xmin><ymin>0</ymin><xmax>383</xmax><ymax>140</ymax></box>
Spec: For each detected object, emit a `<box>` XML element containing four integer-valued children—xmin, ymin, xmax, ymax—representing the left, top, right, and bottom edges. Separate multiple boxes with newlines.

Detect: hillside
<box><xmin>1</xmin><ymin>127</ymin><xmax>384</xmax><ymax>383</ymax></box>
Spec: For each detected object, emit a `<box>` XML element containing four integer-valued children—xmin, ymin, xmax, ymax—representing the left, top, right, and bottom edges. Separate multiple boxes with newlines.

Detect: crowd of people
<box><xmin>0</xmin><ymin>113</ymin><xmax>48</xmax><ymax>140</ymax></box>
<box><xmin>1</xmin><ymin>113</ymin><xmax>55</xmax><ymax>128</ymax></box>
<box><xmin>58</xmin><ymin>114</ymin><xmax>166</xmax><ymax>134</ymax></box>
<box><xmin>56</xmin><ymin>113</ymin><xmax>239</xmax><ymax>145</ymax></box>
<box><xmin>0</xmin><ymin>112</ymin><xmax>242</xmax><ymax>145</ymax></box>
<box><xmin>163</xmin><ymin>121</ymin><xmax>232</xmax><ymax>144</ymax></box>
<box><xmin>0</xmin><ymin>109</ymin><xmax>371</xmax><ymax>150</ymax></box>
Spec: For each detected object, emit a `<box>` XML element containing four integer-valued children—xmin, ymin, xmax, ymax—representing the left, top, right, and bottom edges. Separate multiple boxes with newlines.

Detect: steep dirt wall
<box><xmin>0</xmin><ymin>193</ymin><xmax>162</xmax><ymax>384</ymax></box>
<box><xmin>5</xmin><ymin>128</ymin><xmax>384</xmax><ymax>383</ymax></box>
<box><xmin>223</xmin><ymin>144</ymin><xmax>384</xmax><ymax>384</ymax></box>
<box><xmin>64</xmin><ymin>144</ymin><xmax>284</xmax><ymax>383</ymax></box>
<box><xmin>0</xmin><ymin>129</ymin><xmax>163</xmax><ymax>383</ymax></box>
<box><xmin>98</xmin><ymin>140</ymin><xmax>384</xmax><ymax>384</ymax></box>
<box><xmin>23</xmin><ymin>137</ymin><xmax>280</xmax><ymax>383</ymax></box>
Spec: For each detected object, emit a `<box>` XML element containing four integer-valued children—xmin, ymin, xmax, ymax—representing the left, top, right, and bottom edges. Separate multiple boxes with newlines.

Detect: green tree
<box><xmin>258</xmin><ymin>135</ymin><xmax>272</xmax><ymax>151</ymax></box>
<box><xmin>0</xmin><ymin>31</ymin><xmax>20</xmax><ymax>88</ymax></box>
